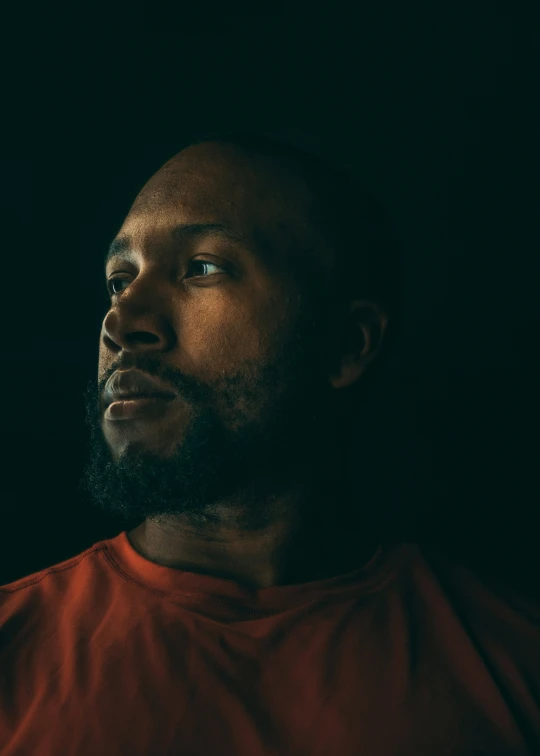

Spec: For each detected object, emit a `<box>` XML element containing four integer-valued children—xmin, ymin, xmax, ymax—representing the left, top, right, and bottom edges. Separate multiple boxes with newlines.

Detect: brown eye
<box><xmin>106</xmin><ymin>276</ymin><xmax>129</xmax><ymax>296</ymax></box>
<box><xmin>185</xmin><ymin>260</ymin><xmax>225</xmax><ymax>278</ymax></box>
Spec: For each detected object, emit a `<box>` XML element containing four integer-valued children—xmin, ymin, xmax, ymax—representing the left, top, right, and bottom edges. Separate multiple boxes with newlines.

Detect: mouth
<box><xmin>103</xmin><ymin>369</ymin><xmax>178</xmax><ymax>411</ymax></box>
<box><xmin>104</xmin><ymin>395</ymin><xmax>177</xmax><ymax>421</ymax></box>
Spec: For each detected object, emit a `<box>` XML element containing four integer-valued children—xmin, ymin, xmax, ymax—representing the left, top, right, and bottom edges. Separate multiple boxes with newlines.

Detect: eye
<box><xmin>184</xmin><ymin>260</ymin><xmax>226</xmax><ymax>279</ymax></box>
<box><xmin>106</xmin><ymin>275</ymin><xmax>130</xmax><ymax>296</ymax></box>
<box><xmin>106</xmin><ymin>260</ymin><xmax>227</xmax><ymax>297</ymax></box>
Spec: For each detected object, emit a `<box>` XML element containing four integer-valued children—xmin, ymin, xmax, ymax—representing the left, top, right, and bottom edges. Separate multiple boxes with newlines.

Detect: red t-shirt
<box><xmin>1</xmin><ymin>532</ymin><xmax>539</xmax><ymax>755</ymax></box>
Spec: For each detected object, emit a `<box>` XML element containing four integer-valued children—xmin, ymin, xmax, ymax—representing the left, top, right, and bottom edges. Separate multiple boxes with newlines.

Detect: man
<box><xmin>1</xmin><ymin>133</ymin><xmax>539</xmax><ymax>755</ymax></box>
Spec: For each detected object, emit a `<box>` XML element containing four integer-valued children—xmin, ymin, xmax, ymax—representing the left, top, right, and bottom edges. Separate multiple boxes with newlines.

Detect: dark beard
<box><xmin>78</xmin><ymin>331</ymin><xmax>339</xmax><ymax>532</ymax></box>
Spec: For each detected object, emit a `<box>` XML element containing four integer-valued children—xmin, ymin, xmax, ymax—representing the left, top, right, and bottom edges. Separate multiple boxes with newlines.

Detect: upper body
<box><xmin>1</xmin><ymin>529</ymin><xmax>539</xmax><ymax>755</ymax></box>
<box><xmin>3</xmin><ymin>133</ymin><xmax>537</xmax><ymax>754</ymax></box>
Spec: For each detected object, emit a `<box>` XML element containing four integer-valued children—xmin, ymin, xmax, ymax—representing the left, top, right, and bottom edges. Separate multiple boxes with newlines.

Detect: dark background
<box><xmin>1</xmin><ymin>4</ymin><xmax>538</xmax><ymax>593</ymax></box>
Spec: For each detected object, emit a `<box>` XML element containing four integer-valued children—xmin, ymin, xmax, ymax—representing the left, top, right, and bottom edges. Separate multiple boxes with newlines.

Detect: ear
<box><xmin>328</xmin><ymin>300</ymin><xmax>389</xmax><ymax>390</ymax></box>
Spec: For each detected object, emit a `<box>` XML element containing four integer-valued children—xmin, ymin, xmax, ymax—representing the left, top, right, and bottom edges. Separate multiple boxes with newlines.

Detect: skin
<box><xmin>80</xmin><ymin>141</ymin><xmax>389</xmax><ymax>589</ymax></box>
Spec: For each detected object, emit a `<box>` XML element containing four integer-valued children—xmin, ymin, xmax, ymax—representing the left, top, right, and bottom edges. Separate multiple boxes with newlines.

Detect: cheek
<box><xmin>179</xmin><ymin>296</ymin><xmax>292</xmax><ymax>373</ymax></box>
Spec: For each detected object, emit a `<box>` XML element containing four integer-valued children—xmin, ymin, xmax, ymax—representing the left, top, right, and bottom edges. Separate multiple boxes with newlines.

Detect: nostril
<box><xmin>126</xmin><ymin>332</ymin><xmax>160</xmax><ymax>345</ymax></box>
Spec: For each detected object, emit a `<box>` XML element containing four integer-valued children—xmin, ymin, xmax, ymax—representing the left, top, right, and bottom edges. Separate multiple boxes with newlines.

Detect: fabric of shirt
<box><xmin>1</xmin><ymin>531</ymin><xmax>539</xmax><ymax>756</ymax></box>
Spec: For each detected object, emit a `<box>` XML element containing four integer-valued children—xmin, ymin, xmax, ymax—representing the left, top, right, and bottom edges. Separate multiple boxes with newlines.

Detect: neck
<box><xmin>127</xmin><ymin>467</ymin><xmax>379</xmax><ymax>589</ymax></box>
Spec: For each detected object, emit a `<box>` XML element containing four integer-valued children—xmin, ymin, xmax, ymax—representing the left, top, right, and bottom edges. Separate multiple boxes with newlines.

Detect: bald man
<box><xmin>1</xmin><ymin>134</ymin><xmax>539</xmax><ymax>755</ymax></box>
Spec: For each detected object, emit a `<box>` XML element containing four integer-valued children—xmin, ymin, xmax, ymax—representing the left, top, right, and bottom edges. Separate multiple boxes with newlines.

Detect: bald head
<box><xmin>133</xmin><ymin>140</ymin><xmax>313</xmax><ymax>216</ymax></box>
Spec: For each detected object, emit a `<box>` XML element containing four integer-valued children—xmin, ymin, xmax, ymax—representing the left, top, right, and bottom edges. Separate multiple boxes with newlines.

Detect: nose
<box><xmin>101</xmin><ymin>285</ymin><xmax>175</xmax><ymax>355</ymax></box>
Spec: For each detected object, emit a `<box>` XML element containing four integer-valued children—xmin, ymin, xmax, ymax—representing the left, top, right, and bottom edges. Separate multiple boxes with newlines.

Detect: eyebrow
<box><xmin>104</xmin><ymin>222</ymin><xmax>255</xmax><ymax>268</ymax></box>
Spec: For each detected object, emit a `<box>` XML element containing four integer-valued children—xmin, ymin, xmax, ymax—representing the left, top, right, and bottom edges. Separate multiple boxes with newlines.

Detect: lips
<box><xmin>103</xmin><ymin>369</ymin><xmax>178</xmax><ymax>407</ymax></box>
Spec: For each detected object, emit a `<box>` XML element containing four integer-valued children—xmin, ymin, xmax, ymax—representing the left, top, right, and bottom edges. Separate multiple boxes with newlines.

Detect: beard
<box><xmin>79</xmin><ymin>322</ymin><xmax>341</xmax><ymax>533</ymax></box>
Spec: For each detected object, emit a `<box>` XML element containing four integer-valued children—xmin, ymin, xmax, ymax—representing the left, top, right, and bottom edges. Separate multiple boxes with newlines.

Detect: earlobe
<box><xmin>329</xmin><ymin>362</ymin><xmax>367</xmax><ymax>390</ymax></box>
<box><xmin>328</xmin><ymin>300</ymin><xmax>388</xmax><ymax>391</ymax></box>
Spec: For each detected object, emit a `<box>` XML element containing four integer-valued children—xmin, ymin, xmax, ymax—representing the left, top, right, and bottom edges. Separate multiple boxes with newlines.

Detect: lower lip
<box><xmin>104</xmin><ymin>396</ymin><xmax>176</xmax><ymax>421</ymax></box>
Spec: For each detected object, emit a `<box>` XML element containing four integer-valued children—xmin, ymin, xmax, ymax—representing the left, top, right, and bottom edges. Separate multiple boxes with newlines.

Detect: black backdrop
<box><xmin>1</xmin><ymin>4</ymin><xmax>538</xmax><ymax>593</ymax></box>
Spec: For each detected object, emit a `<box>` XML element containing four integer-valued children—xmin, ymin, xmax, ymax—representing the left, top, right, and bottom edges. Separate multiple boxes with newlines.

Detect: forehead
<box><xmin>123</xmin><ymin>144</ymin><xmax>311</xmax><ymax>243</ymax></box>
